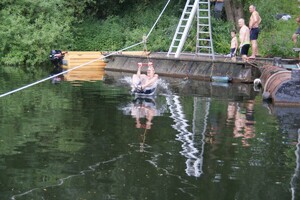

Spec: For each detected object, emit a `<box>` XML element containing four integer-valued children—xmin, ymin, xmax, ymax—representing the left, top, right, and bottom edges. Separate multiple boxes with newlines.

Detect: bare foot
<box><xmin>249</xmin><ymin>55</ymin><xmax>256</xmax><ymax>59</ymax></box>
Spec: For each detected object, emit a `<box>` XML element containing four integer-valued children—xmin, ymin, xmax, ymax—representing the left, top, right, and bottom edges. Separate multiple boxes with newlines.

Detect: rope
<box><xmin>146</xmin><ymin>0</ymin><xmax>171</xmax><ymax>39</ymax></box>
<box><xmin>0</xmin><ymin>0</ymin><xmax>171</xmax><ymax>98</ymax></box>
<box><xmin>0</xmin><ymin>42</ymin><xmax>143</xmax><ymax>98</ymax></box>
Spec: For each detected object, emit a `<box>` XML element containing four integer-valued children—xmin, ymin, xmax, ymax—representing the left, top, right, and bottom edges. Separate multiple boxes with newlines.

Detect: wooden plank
<box><xmin>63</xmin><ymin>51</ymin><xmax>148</xmax><ymax>71</ymax></box>
<box><xmin>66</xmin><ymin>66</ymin><xmax>106</xmax><ymax>71</ymax></box>
<box><xmin>64</xmin><ymin>70</ymin><xmax>105</xmax><ymax>81</ymax></box>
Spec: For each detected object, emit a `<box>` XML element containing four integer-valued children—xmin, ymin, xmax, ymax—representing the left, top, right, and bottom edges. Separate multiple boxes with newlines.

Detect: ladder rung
<box><xmin>199</xmin><ymin>31</ymin><xmax>209</xmax><ymax>34</ymax></box>
<box><xmin>198</xmin><ymin>39</ymin><xmax>211</xmax><ymax>41</ymax></box>
<box><xmin>197</xmin><ymin>46</ymin><xmax>212</xmax><ymax>49</ymax></box>
<box><xmin>199</xmin><ymin>9</ymin><xmax>209</xmax><ymax>12</ymax></box>
<box><xmin>199</xmin><ymin>24</ymin><xmax>209</xmax><ymax>26</ymax></box>
<box><xmin>198</xmin><ymin>17</ymin><xmax>209</xmax><ymax>19</ymax></box>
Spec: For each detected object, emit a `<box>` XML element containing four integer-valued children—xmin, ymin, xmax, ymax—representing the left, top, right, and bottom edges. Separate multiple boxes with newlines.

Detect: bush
<box><xmin>74</xmin><ymin>16</ymin><xmax>125</xmax><ymax>51</ymax></box>
<box><xmin>259</xmin><ymin>20</ymin><xmax>297</xmax><ymax>58</ymax></box>
<box><xmin>0</xmin><ymin>0</ymin><xmax>79</xmax><ymax>66</ymax></box>
<box><xmin>212</xmin><ymin>19</ymin><xmax>235</xmax><ymax>54</ymax></box>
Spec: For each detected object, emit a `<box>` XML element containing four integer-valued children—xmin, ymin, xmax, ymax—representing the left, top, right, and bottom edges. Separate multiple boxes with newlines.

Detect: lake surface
<box><xmin>0</xmin><ymin>67</ymin><xmax>300</xmax><ymax>200</ymax></box>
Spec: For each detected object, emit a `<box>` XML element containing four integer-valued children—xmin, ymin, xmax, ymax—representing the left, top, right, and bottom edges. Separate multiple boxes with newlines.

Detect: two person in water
<box><xmin>131</xmin><ymin>62</ymin><xmax>159</xmax><ymax>95</ymax></box>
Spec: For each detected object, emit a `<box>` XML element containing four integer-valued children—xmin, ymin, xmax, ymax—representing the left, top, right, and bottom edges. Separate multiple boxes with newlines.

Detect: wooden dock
<box><xmin>62</xmin><ymin>51</ymin><xmax>148</xmax><ymax>81</ymax></box>
<box><xmin>105</xmin><ymin>53</ymin><xmax>262</xmax><ymax>83</ymax></box>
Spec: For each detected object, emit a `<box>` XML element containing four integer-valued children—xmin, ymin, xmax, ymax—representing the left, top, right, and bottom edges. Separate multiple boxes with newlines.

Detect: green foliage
<box><xmin>0</xmin><ymin>0</ymin><xmax>92</xmax><ymax>67</ymax></box>
<box><xmin>212</xmin><ymin>19</ymin><xmax>236</xmax><ymax>54</ymax></box>
<box><xmin>259</xmin><ymin>20</ymin><xmax>297</xmax><ymax>58</ymax></box>
<box><xmin>1</xmin><ymin>0</ymin><xmax>300</xmax><ymax>67</ymax></box>
<box><xmin>244</xmin><ymin>0</ymin><xmax>298</xmax><ymax>30</ymax></box>
<box><xmin>74</xmin><ymin>4</ymin><xmax>179</xmax><ymax>52</ymax></box>
<box><xmin>74</xmin><ymin>17</ymin><xmax>125</xmax><ymax>51</ymax></box>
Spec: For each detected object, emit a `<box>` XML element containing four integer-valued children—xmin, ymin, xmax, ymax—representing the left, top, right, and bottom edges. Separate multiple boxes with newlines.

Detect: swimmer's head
<box><xmin>147</xmin><ymin>66</ymin><xmax>155</xmax><ymax>76</ymax></box>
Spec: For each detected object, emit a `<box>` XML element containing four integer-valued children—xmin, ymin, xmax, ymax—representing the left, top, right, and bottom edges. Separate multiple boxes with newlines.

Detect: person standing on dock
<box><xmin>292</xmin><ymin>16</ymin><xmax>300</xmax><ymax>45</ymax></box>
<box><xmin>248</xmin><ymin>5</ymin><xmax>261</xmax><ymax>59</ymax></box>
<box><xmin>229</xmin><ymin>30</ymin><xmax>238</xmax><ymax>61</ymax></box>
<box><xmin>238</xmin><ymin>18</ymin><xmax>250</xmax><ymax>61</ymax></box>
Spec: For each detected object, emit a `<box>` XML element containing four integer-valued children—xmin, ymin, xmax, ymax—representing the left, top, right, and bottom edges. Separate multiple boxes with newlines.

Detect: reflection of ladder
<box><xmin>167</xmin><ymin>0</ymin><xmax>214</xmax><ymax>59</ymax></box>
<box><xmin>290</xmin><ymin>129</ymin><xmax>300</xmax><ymax>200</ymax></box>
<box><xmin>196</xmin><ymin>0</ymin><xmax>214</xmax><ymax>59</ymax></box>
<box><xmin>166</xmin><ymin>95</ymin><xmax>210</xmax><ymax>177</ymax></box>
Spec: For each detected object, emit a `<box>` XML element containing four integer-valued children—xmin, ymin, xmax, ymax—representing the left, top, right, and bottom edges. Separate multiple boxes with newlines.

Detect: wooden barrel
<box><xmin>261</xmin><ymin>65</ymin><xmax>300</xmax><ymax>105</ymax></box>
<box><xmin>260</xmin><ymin>65</ymin><xmax>287</xmax><ymax>87</ymax></box>
<box><xmin>263</xmin><ymin>71</ymin><xmax>291</xmax><ymax>100</ymax></box>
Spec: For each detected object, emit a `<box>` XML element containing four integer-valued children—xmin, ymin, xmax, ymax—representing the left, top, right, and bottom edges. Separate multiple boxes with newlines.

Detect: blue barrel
<box><xmin>211</xmin><ymin>76</ymin><xmax>231</xmax><ymax>83</ymax></box>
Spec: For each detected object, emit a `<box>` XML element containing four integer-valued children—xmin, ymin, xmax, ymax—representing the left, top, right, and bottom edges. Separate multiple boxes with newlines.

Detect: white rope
<box><xmin>0</xmin><ymin>0</ymin><xmax>171</xmax><ymax>98</ymax></box>
<box><xmin>0</xmin><ymin>42</ymin><xmax>143</xmax><ymax>98</ymax></box>
<box><xmin>146</xmin><ymin>0</ymin><xmax>171</xmax><ymax>39</ymax></box>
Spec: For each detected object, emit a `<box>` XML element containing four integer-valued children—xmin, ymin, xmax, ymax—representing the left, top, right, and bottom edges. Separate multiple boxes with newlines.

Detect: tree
<box><xmin>224</xmin><ymin>0</ymin><xmax>245</xmax><ymax>30</ymax></box>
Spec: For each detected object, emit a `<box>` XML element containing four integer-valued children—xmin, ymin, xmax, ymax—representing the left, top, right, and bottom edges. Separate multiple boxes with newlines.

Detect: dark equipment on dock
<box><xmin>260</xmin><ymin>65</ymin><xmax>300</xmax><ymax>105</ymax></box>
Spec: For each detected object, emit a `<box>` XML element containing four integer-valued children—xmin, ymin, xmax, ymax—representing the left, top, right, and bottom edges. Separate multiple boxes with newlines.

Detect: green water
<box><xmin>0</xmin><ymin>68</ymin><xmax>299</xmax><ymax>200</ymax></box>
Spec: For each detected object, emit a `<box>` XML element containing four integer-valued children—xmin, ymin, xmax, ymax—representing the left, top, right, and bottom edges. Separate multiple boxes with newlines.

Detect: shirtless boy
<box><xmin>230</xmin><ymin>30</ymin><xmax>238</xmax><ymax>60</ymax></box>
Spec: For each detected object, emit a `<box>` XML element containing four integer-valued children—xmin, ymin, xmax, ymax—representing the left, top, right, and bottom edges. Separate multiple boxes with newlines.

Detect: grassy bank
<box><xmin>73</xmin><ymin>0</ymin><xmax>299</xmax><ymax>58</ymax></box>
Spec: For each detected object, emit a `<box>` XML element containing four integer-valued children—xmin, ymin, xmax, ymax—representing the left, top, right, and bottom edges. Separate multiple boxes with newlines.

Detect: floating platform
<box><xmin>105</xmin><ymin>53</ymin><xmax>262</xmax><ymax>83</ymax></box>
<box><xmin>62</xmin><ymin>51</ymin><xmax>148</xmax><ymax>81</ymax></box>
<box><xmin>62</xmin><ymin>51</ymin><xmax>105</xmax><ymax>81</ymax></box>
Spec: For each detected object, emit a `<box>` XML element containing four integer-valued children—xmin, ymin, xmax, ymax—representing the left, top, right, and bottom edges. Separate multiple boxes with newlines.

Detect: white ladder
<box><xmin>196</xmin><ymin>0</ymin><xmax>215</xmax><ymax>59</ymax></box>
<box><xmin>167</xmin><ymin>0</ymin><xmax>197</xmax><ymax>58</ymax></box>
<box><xmin>167</xmin><ymin>0</ymin><xmax>215</xmax><ymax>60</ymax></box>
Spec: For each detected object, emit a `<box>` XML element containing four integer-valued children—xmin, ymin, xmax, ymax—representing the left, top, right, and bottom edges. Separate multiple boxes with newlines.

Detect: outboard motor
<box><xmin>49</xmin><ymin>49</ymin><xmax>64</xmax><ymax>75</ymax></box>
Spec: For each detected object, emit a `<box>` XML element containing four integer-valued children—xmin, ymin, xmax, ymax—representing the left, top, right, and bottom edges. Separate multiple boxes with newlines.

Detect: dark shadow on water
<box><xmin>266</xmin><ymin>104</ymin><xmax>300</xmax><ymax>200</ymax></box>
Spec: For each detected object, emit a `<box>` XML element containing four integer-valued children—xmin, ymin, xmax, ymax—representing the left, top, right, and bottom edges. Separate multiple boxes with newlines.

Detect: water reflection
<box><xmin>291</xmin><ymin>129</ymin><xmax>300</xmax><ymax>200</ymax></box>
<box><xmin>226</xmin><ymin>100</ymin><xmax>256</xmax><ymax>147</ymax></box>
<box><xmin>166</xmin><ymin>95</ymin><xmax>209</xmax><ymax>177</ymax></box>
<box><xmin>267</xmin><ymin>105</ymin><xmax>300</xmax><ymax>200</ymax></box>
<box><xmin>120</xmin><ymin>96</ymin><xmax>167</xmax><ymax>151</ymax></box>
<box><xmin>2</xmin><ymin>67</ymin><xmax>300</xmax><ymax>199</ymax></box>
<box><xmin>131</xmin><ymin>97</ymin><xmax>157</xmax><ymax>130</ymax></box>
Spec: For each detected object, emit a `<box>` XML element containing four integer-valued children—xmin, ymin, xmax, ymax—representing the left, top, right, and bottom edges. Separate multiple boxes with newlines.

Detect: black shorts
<box><xmin>250</xmin><ymin>28</ymin><xmax>260</xmax><ymax>40</ymax></box>
<box><xmin>295</xmin><ymin>27</ymin><xmax>300</xmax><ymax>35</ymax></box>
<box><xmin>134</xmin><ymin>87</ymin><xmax>156</xmax><ymax>95</ymax></box>
<box><xmin>230</xmin><ymin>48</ymin><xmax>236</xmax><ymax>57</ymax></box>
<box><xmin>240</xmin><ymin>44</ymin><xmax>250</xmax><ymax>56</ymax></box>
